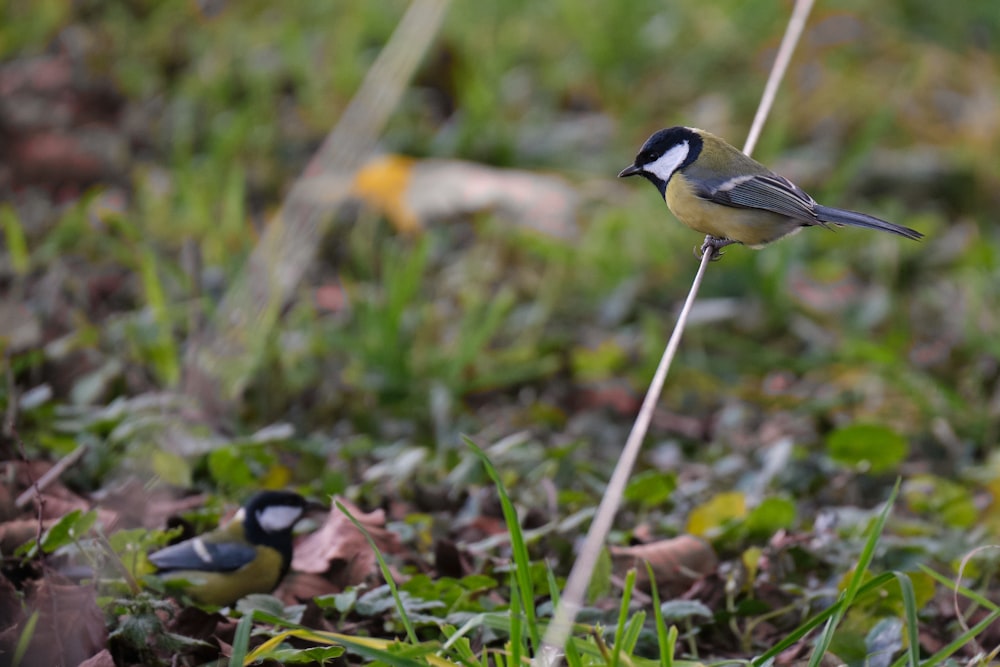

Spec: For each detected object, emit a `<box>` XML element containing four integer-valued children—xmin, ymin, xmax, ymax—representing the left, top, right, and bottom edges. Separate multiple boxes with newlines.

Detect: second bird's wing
<box><xmin>696</xmin><ymin>173</ymin><xmax>824</xmax><ymax>224</ymax></box>
<box><xmin>149</xmin><ymin>538</ymin><xmax>257</xmax><ymax>573</ymax></box>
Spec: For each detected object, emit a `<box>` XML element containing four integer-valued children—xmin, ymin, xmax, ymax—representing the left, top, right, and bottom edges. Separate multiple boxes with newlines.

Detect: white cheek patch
<box><xmin>644</xmin><ymin>141</ymin><xmax>689</xmax><ymax>182</ymax></box>
<box><xmin>257</xmin><ymin>505</ymin><xmax>304</xmax><ymax>532</ymax></box>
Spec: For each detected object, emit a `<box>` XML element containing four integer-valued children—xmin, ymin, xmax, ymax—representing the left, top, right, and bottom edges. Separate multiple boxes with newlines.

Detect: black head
<box><xmin>618</xmin><ymin>127</ymin><xmax>703</xmax><ymax>196</ymax></box>
<box><xmin>238</xmin><ymin>491</ymin><xmax>310</xmax><ymax>563</ymax></box>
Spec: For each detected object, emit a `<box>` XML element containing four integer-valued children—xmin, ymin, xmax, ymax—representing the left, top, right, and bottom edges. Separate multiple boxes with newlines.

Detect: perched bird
<box><xmin>618</xmin><ymin>127</ymin><xmax>922</xmax><ymax>257</ymax></box>
<box><xmin>148</xmin><ymin>490</ymin><xmax>316</xmax><ymax>606</ymax></box>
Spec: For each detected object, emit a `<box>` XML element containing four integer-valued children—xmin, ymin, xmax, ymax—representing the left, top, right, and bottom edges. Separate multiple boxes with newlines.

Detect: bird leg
<box><xmin>696</xmin><ymin>235</ymin><xmax>737</xmax><ymax>261</ymax></box>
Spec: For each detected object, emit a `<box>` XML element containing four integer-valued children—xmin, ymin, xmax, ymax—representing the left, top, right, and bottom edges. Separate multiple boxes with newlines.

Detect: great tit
<box><xmin>148</xmin><ymin>490</ymin><xmax>314</xmax><ymax>606</ymax></box>
<box><xmin>618</xmin><ymin>127</ymin><xmax>922</xmax><ymax>255</ymax></box>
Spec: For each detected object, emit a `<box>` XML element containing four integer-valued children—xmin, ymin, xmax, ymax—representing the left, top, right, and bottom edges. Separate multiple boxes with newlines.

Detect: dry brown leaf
<box><xmin>277</xmin><ymin>571</ymin><xmax>341</xmax><ymax>602</ymax></box>
<box><xmin>11</xmin><ymin>574</ymin><xmax>106</xmax><ymax>666</ymax></box>
<box><xmin>610</xmin><ymin>535</ymin><xmax>719</xmax><ymax>598</ymax></box>
<box><xmin>0</xmin><ymin>518</ymin><xmax>58</xmax><ymax>554</ymax></box>
<box><xmin>77</xmin><ymin>648</ymin><xmax>116</xmax><ymax>667</ymax></box>
<box><xmin>291</xmin><ymin>497</ymin><xmax>401</xmax><ymax>589</ymax></box>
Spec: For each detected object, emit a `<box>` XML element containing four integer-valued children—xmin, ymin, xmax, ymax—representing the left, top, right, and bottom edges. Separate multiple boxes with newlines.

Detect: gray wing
<box><xmin>149</xmin><ymin>538</ymin><xmax>257</xmax><ymax>573</ymax></box>
<box><xmin>695</xmin><ymin>173</ymin><xmax>824</xmax><ymax>224</ymax></box>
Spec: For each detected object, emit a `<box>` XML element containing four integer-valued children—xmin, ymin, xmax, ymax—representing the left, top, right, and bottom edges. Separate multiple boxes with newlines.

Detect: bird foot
<box><xmin>695</xmin><ymin>236</ymin><xmax>737</xmax><ymax>261</ymax></box>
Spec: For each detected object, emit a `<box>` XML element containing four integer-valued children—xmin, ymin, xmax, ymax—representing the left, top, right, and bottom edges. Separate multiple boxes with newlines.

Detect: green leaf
<box><xmin>207</xmin><ymin>446</ymin><xmax>255</xmax><ymax>490</ymax></box>
<box><xmin>745</xmin><ymin>496</ymin><xmax>796</xmax><ymax>536</ymax></box>
<box><xmin>658</xmin><ymin>600</ymin><xmax>713</xmax><ymax>624</ymax></box>
<box><xmin>826</xmin><ymin>424</ymin><xmax>908</xmax><ymax>473</ymax></box>
<box><xmin>902</xmin><ymin>475</ymin><xmax>977</xmax><ymax>528</ymax></box>
<box><xmin>31</xmin><ymin>509</ymin><xmax>97</xmax><ymax>556</ymax></box>
<box><xmin>237</xmin><ymin>594</ymin><xmax>305</xmax><ymax>624</ymax></box>
<box><xmin>152</xmin><ymin>449</ymin><xmax>192</xmax><ymax>487</ymax></box>
<box><xmin>623</xmin><ymin>470</ymin><xmax>676</xmax><ymax>507</ymax></box>
<box><xmin>315</xmin><ymin>588</ymin><xmax>358</xmax><ymax>614</ymax></box>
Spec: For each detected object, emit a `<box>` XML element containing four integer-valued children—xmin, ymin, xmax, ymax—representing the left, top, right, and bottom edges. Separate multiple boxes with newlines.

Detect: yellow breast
<box><xmin>665</xmin><ymin>175</ymin><xmax>803</xmax><ymax>248</ymax></box>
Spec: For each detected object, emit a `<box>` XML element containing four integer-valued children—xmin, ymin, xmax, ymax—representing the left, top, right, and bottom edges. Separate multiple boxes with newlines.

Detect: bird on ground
<box><xmin>148</xmin><ymin>490</ymin><xmax>318</xmax><ymax>606</ymax></box>
<box><xmin>618</xmin><ymin>126</ymin><xmax>922</xmax><ymax>257</ymax></box>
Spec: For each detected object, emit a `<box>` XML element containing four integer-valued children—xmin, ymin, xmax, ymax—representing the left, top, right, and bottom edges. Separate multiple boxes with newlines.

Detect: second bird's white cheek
<box><xmin>257</xmin><ymin>506</ymin><xmax>304</xmax><ymax>532</ymax></box>
<box><xmin>644</xmin><ymin>141</ymin><xmax>689</xmax><ymax>183</ymax></box>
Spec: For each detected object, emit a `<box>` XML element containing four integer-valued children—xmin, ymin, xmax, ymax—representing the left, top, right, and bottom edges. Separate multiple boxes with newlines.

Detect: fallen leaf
<box><xmin>350</xmin><ymin>155</ymin><xmax>580</xmax><ymax>239</ymax></box>
<box><xmin>78</xmin><ymin>649</ymin><xmax>116</xmax><ymax>667</ymax></box>
<box><xmin>610</xmin><ymin>535</ymin><xmax>719</xmax><ymax>598</ymax></box>
<box><xmin>290</xmin><ymin>497</ymin><xmax>401</xmax><ymax>590</ymax></box>
<box><xmin>14</xmin><ymin>574</ymin><xmax>106</xmax><ymax>666</ymax></box>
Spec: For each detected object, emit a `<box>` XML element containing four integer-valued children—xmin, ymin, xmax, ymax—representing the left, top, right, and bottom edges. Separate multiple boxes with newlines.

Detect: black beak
<box><xmin>618</xmin><ymin>164</ymin><xmax>642</xmax><ymax>178</ymax></box>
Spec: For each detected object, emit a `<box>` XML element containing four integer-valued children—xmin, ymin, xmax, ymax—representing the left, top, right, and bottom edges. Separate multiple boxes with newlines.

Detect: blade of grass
<box><xmin>645</xmin><ymin>561</ymin><xmax>676</xmax><ymax>667</ymax></box>
<box><xmin>891</xmin><ymin>572</ymin><xmax>920</xmax><ymax>667</ymax></box>
<box><xmin>611</xmin><ymin>569</ymin><xmax>636</xmax><ymax>667</ymax></box>
<box><xmin>918</xmin><ymin>609</ymin><xmax>1000</xmax><ymax>666</ymax></box>
<box><xmin>0</xmin><ymin>204</ymin><xmax>29</xmax><ymax>275</ymax></box>
<box><xmin>752</xmin><ymin>572</ymin><xmax>897</xmax><ymax>666</ymax></box>
<box><xmin>919</xmin><ymin>565</ymin><xmax>1000</xmax><ymax>612</ymax></box>
<box><xmin>246</xmin><ymin>628</ymin><xmax>450</xmax><ymax>667</ymax></box>
<box><xmin>466</xmin><ymin>437</ymin><xmax>541</xmax><ymax>652</ymax></box>
<box><xmin>230</xmin><ymin>610</ymin><xmax>255</xmax><ymax>667</ymax></box>
<box><xmin>11</xmin><ymin>611</ymin><xmax>38</xmax><ymax>667</ymax></box>
<box><xmin>335</xmin><ymin>500</ymin><xmax>418</xmax><ymax>644</ymax></box>
<box><xmin>138</xmin><ymin>247</ymin><xmax>180</xmax><ymax>387</ymax></box>
<box><xmin>620</xmin><ymin>611</ymin><xmax>646</xmax><ymax>657</ymax></box>
<box><xmin>511</xmin><ymin>570</ymin><xmax>523</xmax><ymax>667</ymax></box>
<box><xmin>807</xmin><ymin>480</ymin><xmax>900</xmax><ymax>667</ymax></box>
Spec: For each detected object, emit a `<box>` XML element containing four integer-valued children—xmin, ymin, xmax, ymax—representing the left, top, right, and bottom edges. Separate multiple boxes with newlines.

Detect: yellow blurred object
<box><xmin>686</xmin><ymin>491</ymin><xmax>747</xmax><ymax>537</ymax></box>
<box><xmin>261</xmin><ymin>463</ymin><xmax>293</xmax><ymax>490</ymax></box>
<box><xmin>350</xmin><ymin>154</ymin><xmax>579</xmax><ymax>239</ymax></box>
<box><xmin>351</xmin><ymin>155</ymin><xmax>421</xmax><ymax>233</ymax></box>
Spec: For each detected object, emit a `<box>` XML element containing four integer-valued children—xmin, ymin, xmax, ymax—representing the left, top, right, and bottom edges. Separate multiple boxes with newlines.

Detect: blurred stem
<box><xmin>182</xmin><ymin>0</ymin><xmax>451</xmax><ymax>418</ymax></box>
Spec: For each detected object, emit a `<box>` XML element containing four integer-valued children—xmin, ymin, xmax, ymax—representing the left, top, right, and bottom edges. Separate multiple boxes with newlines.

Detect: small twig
<box><xmin>15</xmin><ymin>443</ymin><xmax>88</xmax><ymax>509</ymax></box>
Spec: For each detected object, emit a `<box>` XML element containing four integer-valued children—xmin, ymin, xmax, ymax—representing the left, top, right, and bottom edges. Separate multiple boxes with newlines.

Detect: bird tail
<box><xmin>814</xmin><ymin>205</ymin><xmax>923</xmax><ymax>241</ymax></box>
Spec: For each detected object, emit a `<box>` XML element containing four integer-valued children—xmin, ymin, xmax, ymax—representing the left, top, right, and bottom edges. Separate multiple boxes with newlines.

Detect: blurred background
<box><xmin>2</xmin><ymin>0</ymin><xmax>999</xmax><ymax>533</ymax></box>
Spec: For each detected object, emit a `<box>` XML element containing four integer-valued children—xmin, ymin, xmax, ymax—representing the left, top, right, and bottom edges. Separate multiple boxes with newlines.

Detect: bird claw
<box><xmin>696</xmin><ymin>236</ymin><xmax>735</xmax><ymax>261</ymax></box>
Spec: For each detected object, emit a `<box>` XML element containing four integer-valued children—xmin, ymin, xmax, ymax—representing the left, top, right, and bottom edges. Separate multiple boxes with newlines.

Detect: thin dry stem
<box><xmin>182</xmin><ymin>0</ymin><xmax>451</xmax><ymax>415</ymax></box>
<box><xmin>536</xmin><ymin>0</ymin><xmax>817</xmax><ymax>661</ymax></box>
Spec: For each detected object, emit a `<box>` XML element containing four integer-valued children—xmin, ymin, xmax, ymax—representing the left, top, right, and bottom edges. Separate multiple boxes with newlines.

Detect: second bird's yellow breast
<box><xmin>665</xmin><ymin>175</ymin><xmax>802</xmax><ymax>248</ymax></box>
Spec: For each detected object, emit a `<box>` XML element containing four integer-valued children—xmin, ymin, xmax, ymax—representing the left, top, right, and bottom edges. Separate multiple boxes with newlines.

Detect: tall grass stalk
<box><xmin>536</xmin><ymin>0</ymin><xmax>818</xmax><ymax>661</ymax></box>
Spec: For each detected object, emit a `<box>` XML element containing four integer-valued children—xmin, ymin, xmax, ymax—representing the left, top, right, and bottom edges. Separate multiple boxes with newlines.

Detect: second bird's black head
<box><xmin>239</xmin><ymin>491</ymin><xmax>311</xmax><ymax>571</ymax></box>
<box><xmin>619</xmin><ymin>127</ymin><xmax>704</xmax><ymax>196</ymax></box>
